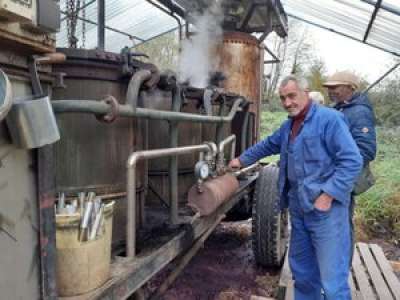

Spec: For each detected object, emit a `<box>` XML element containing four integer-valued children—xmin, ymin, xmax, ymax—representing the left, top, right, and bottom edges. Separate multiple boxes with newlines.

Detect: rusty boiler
<box><xmin>215</xmin><ymin>31</ymin><xmax>264</xmax><ymax>147</ymax></box>
<box><xmin>188</xmin><ymin>174</ymin><xmax>239</xmax><ymax>217</ymax></box>
<box><xmin>52</xmin><ymin>48</ymin><xmax>146</xmax><ymax>246</ymax></box>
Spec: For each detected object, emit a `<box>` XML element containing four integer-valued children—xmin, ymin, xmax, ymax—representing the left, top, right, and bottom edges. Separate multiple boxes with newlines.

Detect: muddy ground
<box><xmin>144</xmin><ymin>219</ymin><xmax>400</xmax><ymax>300</ymax></box>
<box><xmin>146</xmin><ymin>219</ymin><xmax>279</xmax><ymax>300</ymax></box>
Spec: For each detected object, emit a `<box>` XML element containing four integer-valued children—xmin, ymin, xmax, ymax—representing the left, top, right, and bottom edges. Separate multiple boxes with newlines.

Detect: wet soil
<box><xmin>144</xmin><ymin>219</ymin><xmax>400</xmax><ymax>299</ymax></box>
<box><xmin>147</xmin><ymin>219</ymin><xmax>280</xmax><ymax>300</ymax></box>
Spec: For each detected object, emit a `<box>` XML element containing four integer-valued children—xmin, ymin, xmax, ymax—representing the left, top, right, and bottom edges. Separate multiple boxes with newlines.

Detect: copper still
<box><xmin>216</xmin><ymin>31</ymin><xmax>264</xmax><ymax>143</ymax></box>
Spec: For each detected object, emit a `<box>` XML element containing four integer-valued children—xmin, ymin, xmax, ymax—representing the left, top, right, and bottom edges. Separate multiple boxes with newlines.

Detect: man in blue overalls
<box><xmin>229</xmin><ymin>75</ymin><xmax>363</xmax><ymax>299</ymax></box>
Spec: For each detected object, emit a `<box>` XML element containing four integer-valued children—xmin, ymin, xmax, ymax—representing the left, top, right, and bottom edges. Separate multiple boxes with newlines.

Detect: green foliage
<box><xmin>305</xmin><ymin>58</ymin><xmax>329</xmax><ymax>101</ymax></box>
<box><xmin>260</xmin><ymin>112</ymin><xmax>400</xmax><ymax>240</ymax></box>
<box><xmin>259</xmin><ymin>111</ymin><xmax>287</xmax><ymax>163</ymax></box>
<box><xmin>356</xmin><ymin>127</ymin><xmax>400</xmax><ymax>240</ymax></box>
<box><xmin>134</xmin><ymin>31</ymin><xmax>179</xmax><ymax>72</ymax></box>
<box><xmin>369</xmin><ymin>79</ymin><xmax>400</xmax><ymax>127</ymax></box>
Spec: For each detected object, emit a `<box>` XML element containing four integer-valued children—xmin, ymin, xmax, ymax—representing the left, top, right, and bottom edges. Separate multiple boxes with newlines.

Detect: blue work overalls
<box><xmin>239</xmin><ymin>103</ymin><xmax>362</xmax><ymax>299</ymax></box>
<box><xmin>287</xmin><ymin>140</ymin><xmax>352</xmax><ymax>300</ymax></box>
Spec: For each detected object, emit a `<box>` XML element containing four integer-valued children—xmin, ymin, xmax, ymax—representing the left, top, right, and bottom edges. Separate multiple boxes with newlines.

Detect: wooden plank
<box><xmin>369</xmin><ymin>244</ymin><xmax>400</xmax><ymax>299</ymax></box>
<box><xmin>352</xmin><ymin>244</ymin><xmax>375</xmax><ymax>300</ymax></box>
<box><xmin>284</xmin><ymin>282</ymin><xmax>294</xmax><ymax>300</ymax></box>
<box><xmin>349</xmin><ymin>269</ymin><xmax>356</xmax><ymax>292</ymax></box>
<box><xmin>352</xmin><ymin>290</ymin><xmax>364</xmax><ymax>300</ymax></box>
<box><xmin>279</xmin><ymin>248</ymin><xmax>292</xmax><ymax>288</ymax></box>
<box><xmin>358</xmin><ymin>243</ymin><xmax>393</xmax><ymax>300</ymax></box>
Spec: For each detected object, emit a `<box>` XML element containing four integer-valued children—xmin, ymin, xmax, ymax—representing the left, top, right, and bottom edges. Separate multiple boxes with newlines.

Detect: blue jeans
<box><xmin>289</xmin><ymin>199</ymin><xmax>351</xmax><ymax>300</ymax></box>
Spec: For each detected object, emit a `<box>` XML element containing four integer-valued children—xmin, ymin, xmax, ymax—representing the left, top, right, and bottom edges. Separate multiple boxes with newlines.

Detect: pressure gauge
<box><xmin>195</xmin><ymin>161</ymin><xmax>210</xmax><ymax>180</ymax></box>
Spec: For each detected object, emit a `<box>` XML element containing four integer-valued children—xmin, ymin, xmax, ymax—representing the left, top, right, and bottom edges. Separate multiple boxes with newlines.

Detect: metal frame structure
<box><xmin>283</xmin><ymin>0</ymin><xmax>400</xmax><ymax>57</ymax></box>
<box><xmin>58</xmin><ymin>0</ymin><xmax>288</xmax><ymax>50</ymax></box>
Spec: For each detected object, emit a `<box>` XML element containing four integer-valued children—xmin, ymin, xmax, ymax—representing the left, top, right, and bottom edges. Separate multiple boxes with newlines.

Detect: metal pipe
<box><xmin>217</xmin><ymin>135</ymin><xmax>236</xmax><ymax>172</ymax></box>
<box><xmin>215</xmin><ymin>103</ymin><xmax>226</xmax><ymax>144</ymax></box>
<box><xmin>126</xmin><ymin>143</ymin><xmax>216</xmax><ymax>258</ymax></box>
<box><xmin>146</xmin><ymin>0</ymin><xmax>183</xmax><ymax>40</ymax></box>
<box><xmin>126</xmin><ymin>70</ymin><xmax>153</xmax><ymax>111</ymax></box>
<box><xmin>97</xmin><ymin>0</ymin><xmax>105</xmax><ymax>50</ymax></box>
<box><xmin>233</xmin><ymin>163</ymin><xmax>261</xmax><ymax>177</ymax></box>
<box><xmin>169</xmin><ymin>85</ymin><xmax>182</xmax><ymax>224</ymax></box>
<box><xmin>241</xmin><ymin>110</ymin><xmax>250</xmax><ymax>153</ymax></box>
<box><xmin>52</xmin><ymin>98</ymin><xmax>244</xmax><ymax>124</ymax></box>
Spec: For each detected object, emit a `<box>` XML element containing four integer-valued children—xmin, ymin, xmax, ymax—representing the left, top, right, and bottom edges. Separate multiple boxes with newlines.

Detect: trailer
<box><xmin>0</xmin><ymin>1</ymin><xmax>289</xmax><ymax>299</ymax></box>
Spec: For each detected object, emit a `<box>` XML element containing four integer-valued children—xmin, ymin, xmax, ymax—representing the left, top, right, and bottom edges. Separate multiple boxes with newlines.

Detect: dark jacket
<box><xmin>239</xmin><ymin>103</ymin><xmax>362</xmax><ymax>211</ymax></box>
<box><xmin>334</xmin><ymin>93</ymin><xmax>377</xmax><ymax>164</ymax></box>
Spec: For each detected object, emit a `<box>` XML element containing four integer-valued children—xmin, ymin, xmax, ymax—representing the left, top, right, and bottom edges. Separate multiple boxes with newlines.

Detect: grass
<box><xmin>260</xmin><ymin>111</ymin><xmax>400</xmax><ymax>242</ymax></box>
<box><xmin>356</xmin><ymin>127</ymin><xmax>400</xmax><ymax>241</ymax></box>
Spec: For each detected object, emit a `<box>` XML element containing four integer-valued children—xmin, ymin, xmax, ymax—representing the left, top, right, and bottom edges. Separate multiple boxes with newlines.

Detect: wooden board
<box><xmin>278</xmin><ymin>243</ymin><xmax>400</xmax><ymax>300</ymax></box>
<box><xmin>369</xmin><ymin>244</ymin><xmax>400</xmax><ymax>299</ymax></box>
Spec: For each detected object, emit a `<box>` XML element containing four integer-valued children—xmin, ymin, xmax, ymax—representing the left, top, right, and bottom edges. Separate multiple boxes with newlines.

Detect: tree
<box><xmin>263</xmin><ymin>19</ymin><xmax>315</xmax><ymax>109</ymax></box>
<box><xmin>134</xmin><ymin>31</ymin><xmax>180</xmax><ymax>72</ymax></box>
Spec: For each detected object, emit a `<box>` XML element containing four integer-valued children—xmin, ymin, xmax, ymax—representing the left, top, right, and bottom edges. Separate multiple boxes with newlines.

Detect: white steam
<box><xmin>178</xmin><ymin>3</ymin><xmax>223</xmax><ymax>88</ymax></box>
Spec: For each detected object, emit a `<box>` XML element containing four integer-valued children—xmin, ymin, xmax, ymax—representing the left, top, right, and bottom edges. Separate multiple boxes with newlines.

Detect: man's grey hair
<box><xmin>279</xmin><ymin>75</ymin><xmax>309</xmax><ymax>91</ymax></box>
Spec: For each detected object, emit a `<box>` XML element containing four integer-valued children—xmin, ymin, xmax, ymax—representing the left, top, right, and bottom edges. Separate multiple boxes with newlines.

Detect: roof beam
<box><xmin>60</xmin><ymin>10</ymin><xmax>145</xmax><ymax>42</ymax></box>
<box><xmin>363</xmin><ymin>0</ymin><xmax>382</xmax><ymax>42</ymax></box>
<box><xmin>361</xmin><ymin>0</ymin><xmax>400</xmax><ymax>17</ymax></box>
<box><xmin>239</xmin><ymin>2</ymin><xmax>257</xmax><ymax>30</ymax></box>
<box><xmin>287</xmin><ymin>13</ymin><xmax>400</xmax><ymax>57</ymax></box>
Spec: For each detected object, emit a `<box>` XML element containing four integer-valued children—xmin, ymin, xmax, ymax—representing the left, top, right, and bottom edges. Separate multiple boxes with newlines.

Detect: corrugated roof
<box><xmin>57</xmin><ymin>0</ymin><xmax>181</xmax><ymax>52</ymax></box>
<box><xmin>281</xmin><ymin>0</ymin><xmax>400</xmax><ymax>56</ymax></box>
<box><xmin>56</xmin><ymin>0</ymin><xmax>288</xmax><ymax>52</ymax></box>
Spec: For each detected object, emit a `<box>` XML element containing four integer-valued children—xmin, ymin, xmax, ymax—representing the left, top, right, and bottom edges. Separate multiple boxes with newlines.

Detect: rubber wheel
<box><xmin>252</xmin><ymin>165</ymin><xmax>288</xmax><ymax>267</ymax></box>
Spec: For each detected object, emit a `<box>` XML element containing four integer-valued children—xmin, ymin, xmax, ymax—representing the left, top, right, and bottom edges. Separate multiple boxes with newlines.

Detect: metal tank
<box><xmin>52</xmin><ymin>48</ymin><xmax>146</xmax><ymax>246</ymax></box>
<box><xmin>215</xmin><ymin>31</ymin><xmax>264</xmax><ymax>147</ymax></box>
<box><xmin>139</xmin><ymin>89</ymin><xmax>203</xmax><ymax>205</ymax></box>
<box><xmin>0</xmin><ymin>49</ymin><xmax>53</xmax><ymax>299</ymax></box>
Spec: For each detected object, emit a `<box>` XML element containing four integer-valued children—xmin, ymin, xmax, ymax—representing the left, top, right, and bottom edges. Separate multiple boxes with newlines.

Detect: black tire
<box><xmin>252</xmin><ymin>165</ymin><xmax>288</xmax><ymax>267</ymax></box>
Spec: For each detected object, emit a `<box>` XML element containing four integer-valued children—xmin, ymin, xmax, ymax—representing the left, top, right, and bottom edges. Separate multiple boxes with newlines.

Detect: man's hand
<box><xmin>228</xmin><ymin>158</ymin><xmax>242</xmax><ymax>170</ymax></box>
<box><xmin>314</xmin><ymin>193</ymin><xmax>334</xmax><ymax>212</ymax></box>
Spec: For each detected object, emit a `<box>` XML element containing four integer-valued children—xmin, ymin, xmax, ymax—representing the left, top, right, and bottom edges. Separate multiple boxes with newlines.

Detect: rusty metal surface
<box><xmin>0</xmin><ymin>78</ymin><xmax>41</xmax><ymax>299</ymax></box>
<box><xmin>216</xmin><ymin>31</ymin><xmax>263</xmax><ymax>141</ymax></box>
<box><xmin>188</xmin><ymin>174</ymin><xmax>240</xmax><ymax>216</ymax></box>
<box><xmin>38</xmin><ymin>144</ymin><xmax>58</xmax><ymax>299</ymax></box>
<box><xmin>140</xmin><ymin>90</ymin><xmax>203</xmax><ymax>204</ymax></box>
<box><xmin>52</xmin><ymin>48</ymin><xmax>146</xmax><ymax>196</ymax></box>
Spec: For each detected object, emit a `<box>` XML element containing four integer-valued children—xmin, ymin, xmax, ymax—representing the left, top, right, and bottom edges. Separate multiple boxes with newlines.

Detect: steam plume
<box><xmin>178</xmin><ymin>2</ymin><xmax>223</xmax><ymax>88</ymax></box>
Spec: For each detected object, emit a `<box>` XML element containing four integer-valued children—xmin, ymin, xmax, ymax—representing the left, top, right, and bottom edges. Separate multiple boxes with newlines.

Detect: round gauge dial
<box><xmin>195</xmin><ymin>161</ymin><xmax>210</xmax><ymax>180</ymax></box>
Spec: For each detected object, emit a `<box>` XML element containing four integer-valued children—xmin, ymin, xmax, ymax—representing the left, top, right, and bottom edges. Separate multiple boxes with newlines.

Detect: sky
<box><xmin>306</xmin><ymin>24</ymin><xmax>396</xmax><ymax>83</ymax></box>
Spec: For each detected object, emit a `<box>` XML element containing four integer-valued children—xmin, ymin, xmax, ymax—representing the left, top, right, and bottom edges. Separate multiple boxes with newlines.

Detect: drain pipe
<box><xmin>126</xmin><ymin>143</ymin><xmax>217</xmax><ymax>258</ymax></box>
<box><xmin>169</xmin><ymin>84</ymin><xmax>182</xmax><ymax>224</ymax></box>
<box><xmin>217</xmin><ymin>134</ymin><xmax>236</xmax><ymax>173</ymax></box>
<box><xmin>126</xmin><ymin>69</ymin><xmax>153</xmax><ymax>111</ymax></box>
<box><xmin>52</xmin><ymin>97</ymin><xmax>244</xmax><ymax>123</ymax></box>
<box><xmin>241</xmin><ymin>109</ymin><xmax>250</xmax><ymax>153</ymax></box>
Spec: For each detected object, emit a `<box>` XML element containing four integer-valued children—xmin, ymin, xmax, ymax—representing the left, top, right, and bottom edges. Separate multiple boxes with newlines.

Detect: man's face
<box><xmin>279</xmin><ymin>80</ymin><xmax>309</xmax><ymax>117</ymax></box>
<box><xmin>326</xmin><ymin>85</ymin><xmax>353</xmax><ymax>103</ymax></box>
